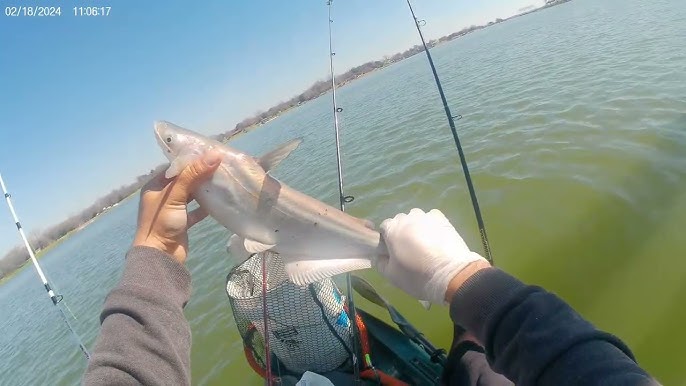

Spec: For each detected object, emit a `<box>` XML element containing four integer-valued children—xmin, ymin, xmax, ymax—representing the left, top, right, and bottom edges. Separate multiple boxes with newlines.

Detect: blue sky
<box><xmin>0</xmin><ymin>0</ymin><xmax>539</xmax><ymax>255</ymax></box>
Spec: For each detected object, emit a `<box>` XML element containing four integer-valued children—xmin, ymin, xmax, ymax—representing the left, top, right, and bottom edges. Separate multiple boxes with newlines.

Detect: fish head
<box><xmin>154</xmin><ymin>120</ymin><xmax>212</xmax><ymax>161</ymax></box>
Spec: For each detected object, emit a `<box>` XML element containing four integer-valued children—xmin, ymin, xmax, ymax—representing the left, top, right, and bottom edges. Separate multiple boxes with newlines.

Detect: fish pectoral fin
<box><xmin>419</xmin><ymin>300</ymin><xmax>432</xmax><ymax>311</ymax></box>
<box><xmin>165</xmin><ymin>149</ymin><xmax>203</xmax><ymax>178</ymax></box>
<box><xmin>227</xmin><ymin>234</ymin><xmax>252</xmax><ymax>265</ymax></box>
<box><xmin>284</xmin><ymin>257</ymin><xmax>372</xmax><ymax>286</ymax></box>
<box><xmin>257</xmin><ymin>138</ymin><xmax>303</xmax><ymax>172</ymax></box>
<box><xmin>243</xmin><ymin>238</ymin><xmax>276</xmax><ymax>254</ymax></box>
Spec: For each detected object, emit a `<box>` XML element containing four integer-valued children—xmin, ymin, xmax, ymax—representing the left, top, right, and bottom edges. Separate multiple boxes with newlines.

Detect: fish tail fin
<box><xmin>284</xmin><ymin>257</ymin><xmax>372</xmax><ymax>286</ymax></box>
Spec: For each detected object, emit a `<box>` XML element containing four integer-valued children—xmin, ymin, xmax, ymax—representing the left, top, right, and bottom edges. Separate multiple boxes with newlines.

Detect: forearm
<box><xmin>450</xmin><ymin>268</ymin><xmax>656</xmax><ymax>385</ymax></box>
<box><xmin>82</xmin><ymin>246</ymin><xmax>192</xmax><ymax>386</ymax></box>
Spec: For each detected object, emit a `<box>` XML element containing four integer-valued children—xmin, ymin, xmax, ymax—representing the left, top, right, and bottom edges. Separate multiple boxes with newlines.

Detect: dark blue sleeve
<box><xmin>448</xmin><ymin>268</ymin><xmax>659</xmax><ymax>386</ymax></box>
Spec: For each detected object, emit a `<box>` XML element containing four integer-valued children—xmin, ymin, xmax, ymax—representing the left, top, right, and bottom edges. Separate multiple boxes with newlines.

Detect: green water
<box><xmin>1</xmin><ymin>0</ymin><xmax>685</xmax><ymax>384</ymax></box>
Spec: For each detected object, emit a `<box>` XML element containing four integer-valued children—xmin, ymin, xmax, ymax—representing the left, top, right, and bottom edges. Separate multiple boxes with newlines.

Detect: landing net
<box><xmin>226</xmin><ymin>252</ymin><xmax>354</xmax><ymax>377</ymax></box>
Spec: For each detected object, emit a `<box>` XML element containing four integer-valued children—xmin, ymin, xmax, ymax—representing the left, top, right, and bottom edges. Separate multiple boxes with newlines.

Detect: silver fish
<box><xmin>154</xmin><ymin>121</ymin><xmax>387</xmax><ymax>285</ymax></box>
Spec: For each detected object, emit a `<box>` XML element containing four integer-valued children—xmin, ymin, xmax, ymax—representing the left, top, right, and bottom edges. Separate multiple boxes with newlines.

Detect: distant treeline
<box><xmin>214</xmin><ymin>0</ymin><xmax>574</xmax><ymax>143</ymax></box>
<box><xmin>0</xmin><ymin>0</ymin><xmax>571</xmax><ymax>280</ymax></box>
<box><xmin>0</xmin><ymin>164</ymin><xmax>167</xmax><ymax>279</ymax></box>
<box><xmin>213</xmin><ymin>23</ymin><xmax>495</xmax><ymax>142</ymax></box>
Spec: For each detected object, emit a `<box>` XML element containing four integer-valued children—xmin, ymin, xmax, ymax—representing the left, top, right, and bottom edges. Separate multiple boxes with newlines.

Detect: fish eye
<box><xmin>166</xmin><ymin>137</ymin><xmax>172</xmax><ymax>143</ymax></box>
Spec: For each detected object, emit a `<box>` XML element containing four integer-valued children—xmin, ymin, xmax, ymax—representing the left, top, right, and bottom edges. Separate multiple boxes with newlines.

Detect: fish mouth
<box><xmin>154</xmin><ymin>121</ymin><xmax>173</xmax><ymax>156</ymax></box>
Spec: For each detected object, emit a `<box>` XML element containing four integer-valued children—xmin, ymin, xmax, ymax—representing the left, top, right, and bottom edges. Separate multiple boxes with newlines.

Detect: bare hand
<box><xmin>132</xmin><ymin>151</ymin><xmax>222</xmax><ymax>264</ymax></box>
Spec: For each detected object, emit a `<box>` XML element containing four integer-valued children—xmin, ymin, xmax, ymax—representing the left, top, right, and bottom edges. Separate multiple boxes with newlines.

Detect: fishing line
<box><xmin>404</xmin><ymin>0</ymin><xmax>494</xmax><ymax>264</ymax></box>
<box><xmin>326</xmin><ymin>1</ymin><xmax>362</xmax><ymax>382</ymax></box>
<box><xmin>260</xmin><ymin>253</ymin><xmax>273</xmax><ymax>385</ymax></box>
<box><xmin>0</xmin><ymin>172</ymin><xmax>91</xmax><ymax>360</ymax></box>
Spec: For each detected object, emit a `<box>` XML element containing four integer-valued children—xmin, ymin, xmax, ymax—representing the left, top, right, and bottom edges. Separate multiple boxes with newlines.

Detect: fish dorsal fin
<box><xmin>165</xmin><ymin>149</ymin><xmax>203</xmax><ymax>178</ymax></box>
<box><xmin>283</xmin><ymin>257</ymin><xmax>372</xmax><ymax>286</ymax></box>
<box><xmin>257</xmin><ymin>138</ymin><xmax>303</xmax><ymax>172</ymax></box>
<box><xmin>243</xmin><ymin>238</ymin><xmax>276</xmax><ymax>254</ymax></box>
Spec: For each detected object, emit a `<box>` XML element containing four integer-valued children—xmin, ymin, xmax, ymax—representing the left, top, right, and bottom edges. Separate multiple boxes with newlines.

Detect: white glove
<box><xmin>377</xmin><ymin>208</ymin><xmax>487</xmax><ymax>305</ymax></box>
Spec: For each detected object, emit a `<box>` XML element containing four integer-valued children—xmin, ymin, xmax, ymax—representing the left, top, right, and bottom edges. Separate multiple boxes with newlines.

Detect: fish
<box><xmin>154</xmin><ymin>120</ymin><xmax>387</xmax><ymax>285</ymax></box>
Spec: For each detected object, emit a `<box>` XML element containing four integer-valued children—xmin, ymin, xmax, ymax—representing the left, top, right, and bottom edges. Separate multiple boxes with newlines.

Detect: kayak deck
<box><xmin>359</xmin><ymin>309</ymin><xmax>444</xmax><ymax>385</ymax></box>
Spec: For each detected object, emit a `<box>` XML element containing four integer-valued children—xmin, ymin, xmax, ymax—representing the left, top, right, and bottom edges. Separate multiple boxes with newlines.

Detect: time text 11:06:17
<box><xmin>4</xmin><ymin>7</ymin><xmax>111</xmax><ymax>17</ymax></box>
<box><xmin>74</xmin><ymin>7</ymin><xmax>111</xmax><ymax>16</ymax></box>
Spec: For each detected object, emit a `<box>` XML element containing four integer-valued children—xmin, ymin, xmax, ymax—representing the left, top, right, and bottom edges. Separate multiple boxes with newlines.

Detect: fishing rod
<box><xmin>404</xmin><ymin>0</ymin><xmax>494</xmax><ymax>264</ymax></box>
<box><xmin>326</xmin><ymin>0</ymin><xmax>362</xmax><ymax>381</ymax></box>
<box><xmin>0</xmin><ymin>172</ymin><xmax>91</xmax><ymax>360</ymax></box>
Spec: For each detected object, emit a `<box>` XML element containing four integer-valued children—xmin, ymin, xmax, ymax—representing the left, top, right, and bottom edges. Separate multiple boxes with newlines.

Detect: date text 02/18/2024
<box><xmin>3</xmin><ymin>6</ymin><xmax>112</xmax><ymax>17</ymax></box>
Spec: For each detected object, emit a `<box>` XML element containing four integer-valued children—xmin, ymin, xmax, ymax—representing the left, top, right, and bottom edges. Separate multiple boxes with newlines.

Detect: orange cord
<box><xmin>360</xmin><ymin>368</ymin><xmax>411</xmax><ymax>386</ymax></box>
<box><xmin>355</xmin><ymin>312</ymin><xmax>372</xmax><ymax>366</ymax></box>
<box><xmin>353</xmin><ymin>306</ymin><xmax>410</xmax><ymax>386</ymax></box>
<box><xmin>242</xmin><ymin>324</ymin><xmax>279</xmax><ymax>383</ymax></box>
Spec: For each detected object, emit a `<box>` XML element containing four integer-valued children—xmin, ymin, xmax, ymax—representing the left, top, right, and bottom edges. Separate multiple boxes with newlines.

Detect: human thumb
<box><xmin>170</xmin><ymin>150</ymin><xmax>222</xmax><ymax>203</ymax></box>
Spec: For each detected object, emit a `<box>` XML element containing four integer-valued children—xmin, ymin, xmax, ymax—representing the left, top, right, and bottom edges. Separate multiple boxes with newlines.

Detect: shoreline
<box><xmin>0</xmin><ymin>224</ymin><xmax>80</xmax><ymax>286</ymax></box>
<box><xmin>225</xmin><ymin>0</ymin><xmax>572</xmax><ymax>142</ymax></box>
<box><xmin>225</xmin><ymin>61</ymin><xmax>398</xmax><ymax>142</ymax></box>
<box><xmin>0</xmin><ymin>193</ymin><xmax>137</xmax><ymax>285</ymax></box>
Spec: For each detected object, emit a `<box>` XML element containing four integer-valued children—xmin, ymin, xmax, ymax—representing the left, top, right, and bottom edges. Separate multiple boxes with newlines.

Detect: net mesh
<box><xmin>226</xmin><ymin>252</ymin><xmax>354</xmax><ymax>375</ymax></box>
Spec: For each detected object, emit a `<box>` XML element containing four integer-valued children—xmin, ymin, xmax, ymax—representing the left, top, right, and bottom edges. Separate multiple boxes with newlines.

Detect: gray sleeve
<box><xmin>82</xmin><ymin>246</ymin><xmax>192</xmax><ymax>386</ymax></box>
<box><xmin>449</xmin><ymin>268</ymin><xmax>656</xmax><ymax>386</ymax></box>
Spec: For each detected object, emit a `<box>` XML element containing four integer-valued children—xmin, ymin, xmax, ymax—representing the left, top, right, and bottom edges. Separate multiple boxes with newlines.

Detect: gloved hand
<box><xmin>377</xmin><ymin>208</ymin><xmax>488</xmax><ymax>305</ymax></box>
